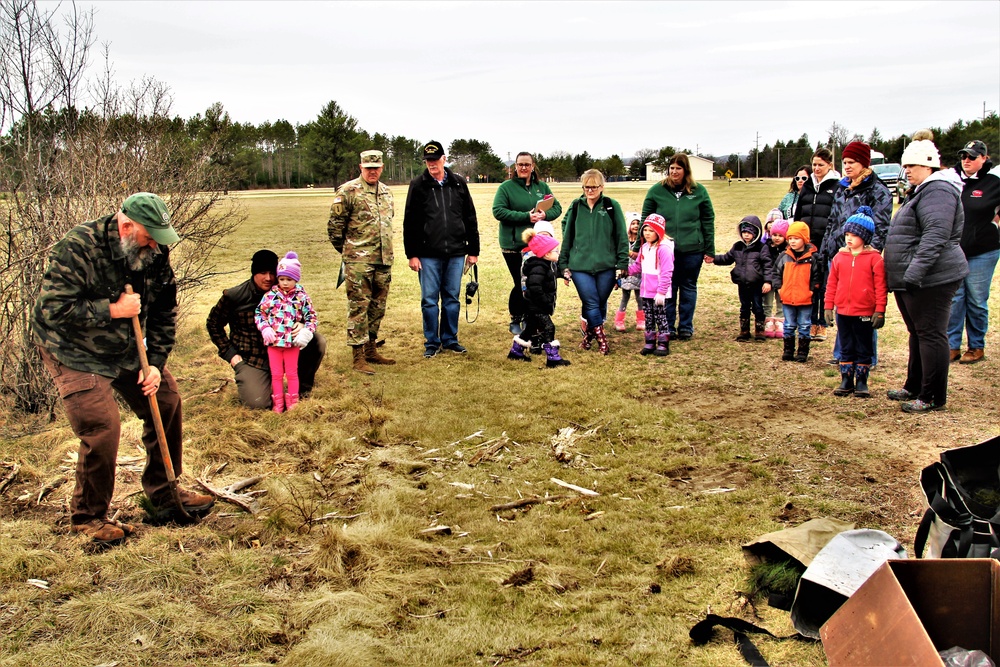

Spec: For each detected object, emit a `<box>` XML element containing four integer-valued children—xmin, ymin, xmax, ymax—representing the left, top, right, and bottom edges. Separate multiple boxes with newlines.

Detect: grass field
<box><xmin>1</xmin><ymin>178</ymin><xmax>998</xmax><ymax>666</ymax></box>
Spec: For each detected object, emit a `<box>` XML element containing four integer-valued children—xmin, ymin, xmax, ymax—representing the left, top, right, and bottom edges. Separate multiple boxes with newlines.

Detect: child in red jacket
<box><xmin>823</xmin><ymin>207</ymin><xmax>887</xmax><ymax>398</ymax></box>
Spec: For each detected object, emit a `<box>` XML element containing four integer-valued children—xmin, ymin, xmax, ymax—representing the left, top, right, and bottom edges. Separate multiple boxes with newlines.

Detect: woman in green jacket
<box><xmin>557</xmin><ymin>169</ymin><xmax>630</xmax><ymax>355</ymax></box>
<box><xmin>492</xmin><ymin>152</ymin><xmax>562</xmax><ymax>334</ymax></box>
<box><xmin>640</xmin><ymin>153</ymin><xmax>715</xmax><ymax>340</ymax></box>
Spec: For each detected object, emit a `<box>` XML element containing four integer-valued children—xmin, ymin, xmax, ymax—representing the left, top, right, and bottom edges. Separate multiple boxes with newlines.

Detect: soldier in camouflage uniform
<box><xmin>32</xmin><ymin>193</ymin><xmax>214</xmax><ymax>545</ymax></box>
<box><xmin>328</xmin><ymin>149</ymin><xmax>396</xmax><ymax>374</ymax></box>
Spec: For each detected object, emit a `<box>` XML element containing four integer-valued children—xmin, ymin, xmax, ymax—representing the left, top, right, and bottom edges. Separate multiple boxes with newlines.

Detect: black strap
<box><xmin>689</xmin><ymin>614</ymin><xmax>815</xmax><ymax>666</ymax></box>
<box><xmin>464</xmin><ymin>263</ymin><xmax>479</xmax><ymax>323</ymax></box>
<box><xmin>914</xmin><ymin>508</ymin><xmax>934</xmax><ymax>558</ymax></box>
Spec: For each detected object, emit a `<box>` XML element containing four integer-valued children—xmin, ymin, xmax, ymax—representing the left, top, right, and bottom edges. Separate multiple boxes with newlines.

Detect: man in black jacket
<box><xmin>206</xmin><ymin>249</ymin><xmax>326</xmax><ymax>408</ymax></box>
<box><xmin>403</xmin><ymin>141</ymin><xmax>480</xmax><ymax>358</ymax></box>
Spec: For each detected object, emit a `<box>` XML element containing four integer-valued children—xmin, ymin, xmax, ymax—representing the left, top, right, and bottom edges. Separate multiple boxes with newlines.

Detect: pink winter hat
<box><xmin>528</xmin><ymin>233</ymin><xmax>560</xmax><ymax>257</ymax></box>
<box><xmin>276</xmin><ymin>251</ymin><xmax>301</xmax><ymax>282</ymax></box>
<box><xmin>770</xmin><ymin>219</ymin><xmax>790</xmax><ymax>237</ymax></box>
<box><xmin>642</xmin><ymin>213</ymin><xmax>666</xmax><ymax>240</ymax></box>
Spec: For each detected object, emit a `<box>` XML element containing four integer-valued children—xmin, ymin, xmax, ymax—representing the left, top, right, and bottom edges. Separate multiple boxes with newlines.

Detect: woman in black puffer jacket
<box><xmin>794</xmin><ymin>147</ymin><xmax>840</xmax><ymax>340</ymax></box>
<box><xmin>883</xmin><ymin>137</ymin><xmax>969</xmax><ymax>414</ymax></box>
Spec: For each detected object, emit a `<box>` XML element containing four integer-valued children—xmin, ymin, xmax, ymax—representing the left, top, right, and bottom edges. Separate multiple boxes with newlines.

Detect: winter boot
<box><xmin>754</xmin><ymin>318</ymin><xmax>767</xmax><ymax>341</ymax></box>
<box><xmin>854</xmin><ymin>364</ymin><xmax>871</xmax><ymax>398</ymax></box>
<box><xmin>640</xmin><ymin>331</ymin><xmax>657</xmax><ymax>356</ymax></box>
<box><xmin>772</xmin><ymin>317</ymin><xmax>785</xmax><ymax>338</ymax></box>
<box><xmin>543</xmin><ymin>341</ymin><xmax>571</xmax><ymax>367</ymax></box>
<box><xmin>813</xmin><ymin>325</ymin><xmax>827</xmax><ymax>342</ymax></box>
<box><xmin>614</xmin><ymin>310</ymin><xmax>626</xmax><ymax>332</ymax></box>
<box><xmin>654</xmin><ymin>332</ymin><xmax>670</xmax><ymax>356</ymax></box>
<box><xmin>736</xmin><ymin>318</ymin><xmax>752</xmax><ymax>342</ymax></box>
<box><xmin>285</xmin><ymin>392</ymin><xmax>299</xmax><ymax>410</ymax></box>
<box><xmin>781</xmin><ymin>337</ymin><xmax>796</xmax><ymax>362</ymax></box>
<box><xmin>352</xmin><ymin>345</ymin><xmax>375</xmax><ymax>375</ymax></box>
<box><xmin>764</xmin><ymin>317</ymin><xmax>775</xmax><ymax>337</ymax></box>
<box><xmin>795</xmin><ymin>336</ymin><xmax>811</xmax><ymax>363</ymax></box>
<box><xmin>507</xmin><ymin>336</ymin><xmax>532</xmax><ymax>362</ymax></box>
<box><xmin>594</xmin><ymin>325</ymin><xmax>610</xmax><ymax>355</ymax></box>
<box><xmin>635</xmin><ymin>310</ymin><xmax>646</xmax><ymax>331</ymax></box>
<box><xmin>271</xmin><ymin>393</ymin><xmax>285</xmax><ymax>414</ymax></box>
<box><xmin>365</xmin><ymin>339</ymin><xmax>395</xmax><ymax>365</ymax></box>
<box><xmin>833</xmin><ymin>363</ymin><xmax>855</xmax><ymax>396</ymax></box>
<box><xmin>580</xmin><ymin>326</ymin><xmax>595</xmax><ymax>350</ymax></box>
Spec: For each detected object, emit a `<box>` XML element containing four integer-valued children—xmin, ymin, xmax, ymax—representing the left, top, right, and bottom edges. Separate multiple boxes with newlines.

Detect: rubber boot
<box><xmin>854</xmin><ymin>364</ymin><xmax>871</xmax><ymax>398</ymax></box>
<box><xmin>580</xmin><ymin>326</ymin><xmax>595</xmax><ymax>350</ymax></box>
<box><xmin>635</xmin><ymin>310</ymin><xmax>646</xmax><ymax>331</ymax></box>
<box><xmin>271</xmin><ymin>393</ymin><xmax>285</xmax><ymax>414</ymax></box>
<box><xmin>754</xmin><ymin>318</ymin><xmax>767</xmax><ymax>341</ymax></box>
<box><xmin>781</xmin><ymin>337</ymin><xmax>796</xmax><ymax>362</ymax></box>
<box><xmin>352</xmin><ymin>345</ymin><xmax>375</xmax><ymax>375</ymax></box>
<box><xmin>594</xmin><ymin>325</ymin><xmax>610</xmax><ymax>355</ymax></box>
<box><xmin>764</xmin><ymin>317</ymin><xmax>775</xmax><ymax>338</ymax></box>
<box><xmin>772</xmin><ymin>318</ymin><xmax>785</xmax><ymax>338</ymax></box>
<box><xmin>543</xmin><ymin>341</ymin><xmax>571</xmax><ymax>367</ymax></box>
<box><xmin>507</xmin><ymin>336</ymin><xmax>531</xmax><ymax>362</ymax></box>
<box><xmin>654</xmin><ymin>332</ymin><xmax>670</xmax><ymax>356</ymax></box>
<box><xmin>614</xmin><ymin>310</ymin><xmax>626</xmax><ymax>332</ymax></box>
<box><xmin>365</xmin><ymin>339</ymin><xmax>395</xmax><ymax>365</ymax></box>
<box><xmin>833</xmin><ymin>363</ymin><xmax>855</xmax><ymax>396</ymax></box>
<box><xmin>736</xmin><ymin>318</ymin><xmax>752</xmax><ymax>342</ymax></box>
<box><xmin>795</xmin><ymin>336</ymin><xmax>811</xmax><ymax>363</ymax></box>
<box><xmin>285</xmin><ymin>392</ymin><xmax>299</xmax><ymax>410</ymax></box>
<box><xmin>640</xmin><ymin>331</ymin><xmax>656</xmax><ymax>355</ymax></box>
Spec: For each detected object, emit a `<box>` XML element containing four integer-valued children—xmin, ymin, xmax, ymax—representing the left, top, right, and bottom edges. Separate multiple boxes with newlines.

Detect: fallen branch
<box><xmin>550</xmin><ymin>477</ymin><xmax>599</xmax><ymax>497</ymax></box>
<box><xmin>468</xmin><ymin>435</ymin><xmax>510</xmax><ymax>466</ymax></box>
<box><xmin>0</xmin><ymin>463</ymin><xmax>20</xmax><ymax>495</ymax></box>
<box><xmin>488</xmin><ymin>495</ymin><xmax>567</xmax><ymax>512</ymax></box>
<box><xmin>37</xmin><ymin>476</ymin><xmax>68</xmax><ymax>503</ymax></box>
<box><xmin>307</xmin><ymin>512</ymin><xmax>364</xmax><ymax>524</ymax></box>
<box><xmin>195</xmin><ymin>476</ymin><xmax>266</xmax><ymax>514</ymax></box>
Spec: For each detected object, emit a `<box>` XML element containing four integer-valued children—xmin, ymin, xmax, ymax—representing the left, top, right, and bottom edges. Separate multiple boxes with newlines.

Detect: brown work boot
<box><xmin>365</xmin><ymin>340</ymin><xmax>395</xmax><ymax>365</ymax></box>
<box><xmin>352</xmin><ymin>345</ymin><xmax>375</xmax><ymax>375</ymax></box>
<box><xmin>152</xmin><ymin>487</ymin><xmax>215</xmax><ymax>512</ymax></box>
<box><xmin>72</xmin><ymin>518</ymin><xmax>130</xmax><ymax>545</ymax></box>
<box><xmin>949</xmin><ymin>349</ymin><xmax>962</xmax><ymax>362</ymax></box>
<box><xmin>959</xmin><ymin>348</ymin><xmax>984</xmax><ymax>364</ymax></box>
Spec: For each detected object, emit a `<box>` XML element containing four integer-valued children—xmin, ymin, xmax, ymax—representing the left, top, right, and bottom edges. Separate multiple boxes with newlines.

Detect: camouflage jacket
<box><xmin>327</xmin><ymin>176</ymin><xmax>394</xmax><ymax>265</ymax></box>
<box><xmin>205</xmin><ymin>278</ymin><xmax>270</xmax><ymax>370</ymax></box>
<box><xmin>32</xmin><ymin>214</ymin><xmax>178</xmax><ymax>377</ymax></box>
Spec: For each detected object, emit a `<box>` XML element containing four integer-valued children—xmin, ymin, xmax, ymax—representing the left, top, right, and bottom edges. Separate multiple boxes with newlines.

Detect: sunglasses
<box><xmin>960</xmin><ymin>154</ymin><xmax>980</xmax><ymax>161</ymax></box>
<box><xmin>795</xmin><ymin>176</ymin><xmax>809</xmax><ymax>182</ymax></box>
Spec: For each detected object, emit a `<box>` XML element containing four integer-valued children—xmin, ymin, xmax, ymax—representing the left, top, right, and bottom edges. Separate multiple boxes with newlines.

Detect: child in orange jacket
<box><xmin>772</xmin><ymin>222</ymin><xmax>822</xmax><ymax>362</ymax></box>
<box><xmin>823</xmin><ymin>207</ymin><xmax>887</xmax><ymax>398</ymax></box>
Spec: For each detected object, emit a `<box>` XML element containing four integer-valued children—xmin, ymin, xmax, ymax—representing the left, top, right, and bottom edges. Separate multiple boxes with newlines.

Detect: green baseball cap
<box><xmin>121</xmin><ymin>192</ymin><xmax>179</xmax><ymax>245</ymax></box>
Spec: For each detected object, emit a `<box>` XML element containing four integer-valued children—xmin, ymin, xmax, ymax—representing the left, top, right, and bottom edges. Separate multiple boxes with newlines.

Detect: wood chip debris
<box><xmin>195</xmin><ymin>475</ymin><xmax>266</xmax><ymax>514</ymax></box>
<box><xmin>26</xmin><ymin>579</ymin><xmax>49</xmax><ymax>590</ymax></box>
<box><xmin>550</xmin><ymin>477</ymin><xmax>599</xmax><ymax>497</ymax></box>
<box><xmin>468</xmin><ymin>433</ymin><xmax>510</xmax><ymax>466</ymax></box>
<box><xmin>420</xmin><ymin>525</ymin><xmax>453</xmax><ymax>536</ymax></box>
<box><xmin>701</xmin><ymin>487</ymin><xmax>736</xmax><ymax>494</ymax></box>
<box><xmin>550</xmin><ymin>426</ymin><xmax>599</xmax><ymax>465</ymax></box>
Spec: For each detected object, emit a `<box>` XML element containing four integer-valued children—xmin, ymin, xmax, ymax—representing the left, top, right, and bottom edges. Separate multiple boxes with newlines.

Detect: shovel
<box><xmin>125</xmin><ymin>285</ymin><xmax>191</xmax><ymax>520</ymax></box>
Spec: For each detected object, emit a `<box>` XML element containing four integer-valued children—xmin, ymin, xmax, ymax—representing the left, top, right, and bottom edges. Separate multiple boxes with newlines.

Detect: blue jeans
<box><xmin>668</xmin><ymin>251</ymin><xmax>704</xmax><ymax>336</ymax></box>
<box><xmin>782</xmin><ymin>304</ymin><xmax>811</xmax><ymax>339</ymax></box>
<box><xmin>948</xmin><ymin>248</ymin><xmax>999</xmax><ymax>350</ymax></box>
<box><xmin>571</xmin><ymin>269</ymin><xmax>617</xmax><ymax>328</ymax></box>
<box><xmin>418</xmin><ymin>255</ymin><xmax>465</xmax><ymax>350</ymax></box>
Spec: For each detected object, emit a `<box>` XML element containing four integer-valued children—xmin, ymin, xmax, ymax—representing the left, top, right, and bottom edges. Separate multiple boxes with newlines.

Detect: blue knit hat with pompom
<box><xmin>843</xmin><ymin>206</ymin><xmax>875</xmax><ymax>246</ymax></box>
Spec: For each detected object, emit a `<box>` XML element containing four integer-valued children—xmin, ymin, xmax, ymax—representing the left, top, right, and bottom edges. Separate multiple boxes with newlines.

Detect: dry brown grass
<box><xmin>1</xmin><ymin>179</ymin><xmax>998</xmax><ymax>666</ymax></box>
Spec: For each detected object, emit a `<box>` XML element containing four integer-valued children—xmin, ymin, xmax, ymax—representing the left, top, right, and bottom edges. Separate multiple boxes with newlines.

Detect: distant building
<box><xmin>647</xmin><ymin>155</ymin><xmax>715</xmax><ymax>182</ymax></box>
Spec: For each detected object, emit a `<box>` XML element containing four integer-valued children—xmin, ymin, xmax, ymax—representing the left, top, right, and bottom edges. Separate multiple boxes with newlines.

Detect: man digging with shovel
<box><xmin>32</xmin><ymin>193</ymin><xmax>214</xmax><ymax>546</ymax></box>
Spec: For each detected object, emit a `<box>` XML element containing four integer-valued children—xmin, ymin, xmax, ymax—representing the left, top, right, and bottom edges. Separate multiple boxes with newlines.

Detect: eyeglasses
<box><xmin>515</xmin><ymin>163</ymin><xmax>533</xmax><ymax>168</ymax></box>
<box><xmin>794</xmin><ymin>176</ymin><xmax>809</xmax><ymax>182</ymax></box>
<box><xmin>960</xmin><ymin>154</ymin><xmax>980</xmax><ymax>161</ymax></box>
<box><xmin>583</xmin><ymin>185</ymin><xmax>602</xmax><ymax>190</ymax></box>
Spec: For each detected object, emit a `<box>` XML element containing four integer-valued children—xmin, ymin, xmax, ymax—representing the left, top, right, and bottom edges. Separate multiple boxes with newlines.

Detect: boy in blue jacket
<box><xmin>705</xmin><ymin>215</ymin><xmax>773</xmax><ymax>341</ymax></box>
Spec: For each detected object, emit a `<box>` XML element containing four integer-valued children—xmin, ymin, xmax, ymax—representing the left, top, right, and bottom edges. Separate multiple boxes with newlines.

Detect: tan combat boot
<box><xmin>352</xmin><ymin>345</ymin><xmax>375</xmax><ymax>375</ymax></box>
<box><xmin>365</xmin><ymin>340</ymin><xmax>395</xmax><ymax>365</ymax></box>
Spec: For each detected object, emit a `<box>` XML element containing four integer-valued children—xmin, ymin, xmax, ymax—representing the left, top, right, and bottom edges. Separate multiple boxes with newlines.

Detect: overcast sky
<box><xmin>81</xmin><ymin>0</ymin><xmax>999</xmax><ymax>160</ymax></box>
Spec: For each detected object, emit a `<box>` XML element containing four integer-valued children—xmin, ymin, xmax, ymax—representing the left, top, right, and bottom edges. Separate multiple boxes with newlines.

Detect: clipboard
<box><xmin>533</xmin><ymin>194</ymin><xmax>555</xmax><ymax>214</ymax></box>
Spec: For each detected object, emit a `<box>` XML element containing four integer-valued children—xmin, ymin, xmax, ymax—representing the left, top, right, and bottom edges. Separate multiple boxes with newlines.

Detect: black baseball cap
<box><xmin>422</xmin><ymin>141</ymin><xmax>445</xmax><ymax>161</ymax></box>
<box><xmin>959</xmin><ymin>140</ymin><xmax>988</xmax><ymax>158</ymax></box>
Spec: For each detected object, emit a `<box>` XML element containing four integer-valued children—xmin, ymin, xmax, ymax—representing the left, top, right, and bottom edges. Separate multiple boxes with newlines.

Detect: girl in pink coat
<box><xmin>627</xmin><ymin>214</ymin><xmax>675</xmax><ymax>356</ymax></box>
<box><xmin>255</xmin><ymin>252</ymin><xmax>318</xmax><ymax>412</ymax></box>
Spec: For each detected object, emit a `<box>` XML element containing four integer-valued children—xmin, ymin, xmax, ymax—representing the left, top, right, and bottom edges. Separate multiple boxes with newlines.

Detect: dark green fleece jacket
<box><xmin>640</xmin><ymin>181</ymin><xmax>716</xmax><ymax>255</ymax></box>
<box><xmin>492</xmin><ymin>175</ymin><xmax>562</xmax><ymax>251</ymax></box>
<box><xmin>557</xmin><ymin>195</ymin><xmax>629</xmax><ymax>273</ymax></box>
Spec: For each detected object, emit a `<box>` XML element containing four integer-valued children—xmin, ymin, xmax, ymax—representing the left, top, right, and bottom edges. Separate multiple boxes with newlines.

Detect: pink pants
<box><xmin>267</xmin><ymin>346</ymin><xmax>300</xmax><ymax>397</ymax></box>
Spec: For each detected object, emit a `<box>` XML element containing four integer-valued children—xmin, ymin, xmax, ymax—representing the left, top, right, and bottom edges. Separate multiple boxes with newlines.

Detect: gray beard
<box><xmin>120</xmin><ymin>233</ymin><xmax>161</xmax><ymax>271</ymax></box>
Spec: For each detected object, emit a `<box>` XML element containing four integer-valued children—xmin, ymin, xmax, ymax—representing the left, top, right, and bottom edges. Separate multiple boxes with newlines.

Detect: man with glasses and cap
<box><xmin>403</xmin><ymin>140</ymin><xmax>480</xmax><ymax>358</ymax></box>
<box><xmin>32</xmin><ymin>193</ymin><xmax>214</xmax><ymax>545</ymax></box>
<box><xmin>947</xmin><ymin>140</ymin><xmax>1000</xmax><ymax>365</ymax></box>
<box><xmin>206</xmin><ymin>249</ymin><xmax>327</xmax><ymax>408</ymax></box>
<box><xmin>328</xmin><ymin>149</ymin><xmax>396</xmax><ymax>374</ymax></box>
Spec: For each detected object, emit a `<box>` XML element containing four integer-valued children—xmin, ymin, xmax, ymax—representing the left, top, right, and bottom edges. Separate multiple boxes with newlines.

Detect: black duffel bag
<box><xmin>915</xmin><ymin>435</ymin><xmax>1000</xmax><ymax>559</ymax></box>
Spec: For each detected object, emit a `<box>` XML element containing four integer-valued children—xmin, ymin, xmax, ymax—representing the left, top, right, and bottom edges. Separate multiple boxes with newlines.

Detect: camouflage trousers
<box><xmin>344</xmin><ymin>263</ymin><xmax>392</xmax><ymax>346</ymax></box>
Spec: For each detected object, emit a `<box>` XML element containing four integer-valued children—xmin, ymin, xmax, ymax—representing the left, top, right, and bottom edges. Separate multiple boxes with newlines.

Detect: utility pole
<box><xmin>755</xmin><ymin>132</ymin><xmax>760</xmax><ymax>180</ymax></box>
<box><xmin>777</xmin><ymin>147</ymin><xmax>781</xmax><ymax>179</ymax></box>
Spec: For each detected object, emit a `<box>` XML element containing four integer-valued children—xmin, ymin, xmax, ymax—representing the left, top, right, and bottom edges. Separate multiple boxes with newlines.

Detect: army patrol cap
<box><xmin>422</xmin><ymin>141</ymin><xmax>445</xmax><ymax>161</ymax></box>
<box><xmin>121</xmin><ymin>193</ymin><xmax>179</xmax><ymax>245</ymax></box>
<box><xmin>360</xmin><ymin>150</ymin><xmax>384</xmax><ymax>168</ymax></box>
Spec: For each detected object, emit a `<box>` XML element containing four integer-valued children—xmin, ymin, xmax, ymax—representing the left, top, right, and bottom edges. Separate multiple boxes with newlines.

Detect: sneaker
<box><xmin>424</xmin><ymin>347</ymin><xmax>439</xmax><ymax>358</ymax></box>
<box><xmin>826</xmin><ymin>358</ymin><xmax>840</xmax><ymax>366</ymax></box>
<box><xmin>72</xmin><ymin>518</ymin><xmax>134</xmax><ymax>544</ymax></box>
<box><xmin>959</xmin><ymin>349</ymin><xmax>984</xmax><ymax>364</ymax></box>
<box><xmin>443</xmin><ymin>343</ymin><xmax>467</xmax><ymax>354</ymax></box>
<box><xmin>949</xmin><ymin>349</ymin><xmax>961</xmax><ymax>362</ymax></box>
<box><xmin>901</xmin><ymin>399</ymin><xmax>944</xmax><ymax>414</ymax></box>
<box><xmin>677</xmin><ymin>332</ymin><xmax>692</xmax><ymax>341</ymax></box>
<box><xmin>886</xmin><ymin>388</ymin><xmax>916</xmax><ymax>401</ymax></box>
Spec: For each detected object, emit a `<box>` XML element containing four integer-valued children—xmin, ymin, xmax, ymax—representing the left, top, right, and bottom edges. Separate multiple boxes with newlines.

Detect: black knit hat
<box><xmin>251</xmin><ymin>249</ymin><xmax>278</xmax><ymax>276</ymax></box>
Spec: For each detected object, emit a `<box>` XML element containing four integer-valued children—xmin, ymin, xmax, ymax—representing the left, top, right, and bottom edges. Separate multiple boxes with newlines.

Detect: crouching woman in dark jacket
<box><xmin>883</xmin><ymin>137</ymin><xmax>969</xmax><ymax>414</ymax></box>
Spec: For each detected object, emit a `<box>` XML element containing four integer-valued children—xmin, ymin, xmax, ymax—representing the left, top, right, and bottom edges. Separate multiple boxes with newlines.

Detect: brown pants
<box><xmin>38</xmin><ymin>347</ymin><xmax>183</xmax><ymax>525</ymax></box>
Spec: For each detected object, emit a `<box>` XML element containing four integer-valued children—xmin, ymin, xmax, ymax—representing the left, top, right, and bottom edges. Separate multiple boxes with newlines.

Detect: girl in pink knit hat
<box><xmin>255</xmin><ymin>251</ymin><xmax>318</xmax><ymax>412</ymax></box>
<box><xmin>763</xmin><ymin>218</ymin><xmax>789</xmax><ymax>337</ymax></box>
<box><xmin>626</xmin><ymin>214</ymin><xmax>675</xmax><ymax>356</ymax></box>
